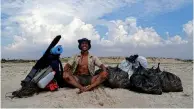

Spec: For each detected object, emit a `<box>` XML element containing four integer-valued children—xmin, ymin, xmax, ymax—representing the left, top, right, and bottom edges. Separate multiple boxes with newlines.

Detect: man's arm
<box><xmin>94</xmin><ymin>56</ymin><xmax>107</xmax><ymax>71</ymax></box>
<box><xmin>100</xmin><ymin>64</ymin><xmax>107</xmax><ymax>73</ymax></box>
<box><xmin>93</xmin><ymin>56</ymin><xmax>108</xmax><ymax>76</ymax></box>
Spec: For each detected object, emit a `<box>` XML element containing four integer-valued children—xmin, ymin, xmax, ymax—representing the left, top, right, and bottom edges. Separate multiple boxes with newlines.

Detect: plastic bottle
<box><xmin>37</xmin><ymin>71</ymin><xmax>56</xmax><ymax>88</ymax></box>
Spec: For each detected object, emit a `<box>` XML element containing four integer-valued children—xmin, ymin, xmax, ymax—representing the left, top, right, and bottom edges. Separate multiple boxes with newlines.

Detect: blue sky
<box><xmin>1</xmin><ymin>0</ymin><xmax>193</xmax><ymax>59</ymax></box>
<box><xmin>96</xmin><ymin>2</ymin><xmax>193</xmax><ymax>40</ymax></box>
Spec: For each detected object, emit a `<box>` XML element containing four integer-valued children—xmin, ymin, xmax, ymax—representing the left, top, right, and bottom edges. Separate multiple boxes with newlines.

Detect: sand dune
<box><xmin>1</xmin><ymin>61</ymin><xmax>193</xmax><ymax>108</ymax></box>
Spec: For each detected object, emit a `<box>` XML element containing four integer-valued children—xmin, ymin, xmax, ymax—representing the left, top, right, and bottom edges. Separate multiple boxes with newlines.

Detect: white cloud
<box><xmin>183</xmin><ymin>20</ymin><xmax>193</xmax><ymax>38</ymax></box>
<box><xmin>1</xmin><ymin>0</ymin><xmax>137</xmax><ymax>23</ymax></box>
<box><xmin>102</xmin><ymin>17</ymin><xmax>188</xmax><ymax>47</ymax></box>
<box><xmin>93</xmin><ymin>17</ymin><xmax>192</xmax><ymax>59</ymax></box>
<box><xmin>166</xmin><ymin>35</ymin><xmax>188</xmax><ymax>44</ymax></box>
<box><xmin>1</xmin><ymin>0</ymin><xmax>193</xmax><ymax>59</ymax></box>
<box><xmin>3</xmin><ymin>17</ymin><xmax>101</xmax><ymax>58</ymax></box>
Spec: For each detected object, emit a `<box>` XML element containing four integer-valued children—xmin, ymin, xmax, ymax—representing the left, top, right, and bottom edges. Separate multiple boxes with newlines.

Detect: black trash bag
<box><xmin>160</xmin><ymin>71</ymin><xmax>183</xmax><ymax>92</ymax></box>
<box><xmin>150</xmin><ymin>63</ymin><xmax>183</xmax><ymax>92</ymax></box>
<box><xmin>125</xmin><ymin>54</ymin><xmax>139</xmax><ymax>63</ymax></box>
<box><xmin>147</xmin><ymin>63</ymin><xmax>161</xmax><ymax>74</ymax></box>
<box><xmin>95</xmin><ymin>66</ymin><xmax>130</xmax><ymax>89</ymax></box>
<box><xmin>129</xmin><ymin>63</ymin><xmax>162</xmax><ymax>95</ymax></box>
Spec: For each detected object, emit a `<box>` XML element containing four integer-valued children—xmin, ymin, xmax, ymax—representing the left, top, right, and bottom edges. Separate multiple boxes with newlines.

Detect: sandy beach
<box><xmin>1</xmin><ymin>60</ymin><xmax>193</xmax><ymax>108</ymax></box>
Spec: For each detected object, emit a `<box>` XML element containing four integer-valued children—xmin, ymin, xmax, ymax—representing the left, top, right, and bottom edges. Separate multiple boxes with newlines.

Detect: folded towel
<box><xmin>50</xmin><ymin>45</ymin><xmax>63</xmax><ymax>55</ymax></box>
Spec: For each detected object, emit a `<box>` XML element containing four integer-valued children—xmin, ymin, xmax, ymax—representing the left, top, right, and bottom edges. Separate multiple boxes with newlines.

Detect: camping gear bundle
<box><xmin>7</xmin><ymin>35</ymin><xmax>64</xmax><ymax>98</ymax></box>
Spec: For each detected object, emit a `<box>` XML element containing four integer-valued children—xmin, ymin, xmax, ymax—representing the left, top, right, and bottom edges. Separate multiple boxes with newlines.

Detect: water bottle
<box><xmin>37</xmin><ymin>71</ymin><xmax>56</xmax><ymax>88</ymax></box>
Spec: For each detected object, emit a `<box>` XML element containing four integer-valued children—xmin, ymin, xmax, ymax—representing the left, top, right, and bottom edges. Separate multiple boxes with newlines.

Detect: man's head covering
<box><xmin>78</xmin><ymin>38</ymin><xmax>91</xmax><ymax>50</ymax></box>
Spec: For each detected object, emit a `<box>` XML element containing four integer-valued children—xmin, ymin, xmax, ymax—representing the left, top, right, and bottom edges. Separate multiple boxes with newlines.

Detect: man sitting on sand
<box><xmin>63</xmin><ymin>38</ymin><xmax>108</xmax><ymax>93</ymax></box>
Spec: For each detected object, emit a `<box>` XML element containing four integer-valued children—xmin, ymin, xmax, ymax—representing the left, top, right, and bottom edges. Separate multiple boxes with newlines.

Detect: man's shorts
<box><xmin>76</xmin><ymin>75</ymin><xmax>92</xmax><ymax>86</ymax></box>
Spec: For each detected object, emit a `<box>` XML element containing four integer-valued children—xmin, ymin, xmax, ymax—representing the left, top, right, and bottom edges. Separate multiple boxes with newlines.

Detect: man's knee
<box><xmin>63</xmin><ymin>72</ymin><xmax>70</xmax><ymax>81</ymax></box>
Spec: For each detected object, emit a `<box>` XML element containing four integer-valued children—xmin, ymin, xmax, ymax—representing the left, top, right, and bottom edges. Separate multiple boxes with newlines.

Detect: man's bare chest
<box><xmin>78</xmin><ymin>56</ymin><xmax>88</xmax><ymax>67</ymax></box>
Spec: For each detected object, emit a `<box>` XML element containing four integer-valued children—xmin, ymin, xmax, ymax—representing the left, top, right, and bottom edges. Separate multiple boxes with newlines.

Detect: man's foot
<box><xmin>77</xmin><ymin>85</ymin><xmax>94</xmax><ymax>94</ymax></box>
<box><xmin>77</xmin><ymin>87</ymin><xmax>87</xmax><ymax>94</ymax></box>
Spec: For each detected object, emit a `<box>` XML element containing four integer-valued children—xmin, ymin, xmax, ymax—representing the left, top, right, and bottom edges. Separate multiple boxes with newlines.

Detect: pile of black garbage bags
<box><xmin>95</xmin><ymin>60</ymin><xmax>183</xmax><ymax>95</ymax></box>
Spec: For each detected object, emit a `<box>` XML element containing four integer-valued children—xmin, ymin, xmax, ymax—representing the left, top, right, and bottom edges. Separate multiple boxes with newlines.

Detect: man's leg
<box><xmin>87</xmin><ymin>71</ymin><xmax>108</xmax><ymax>91</ymax></box>
<box><xmin>63</xmin><ymin>71</ymin><xmax>84</xmax><ymax>90</ymax></box>
<box><xmin>91</xmin><ymin>75</ymin><xmax>99</xmax><ymax>84</ymax></box>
